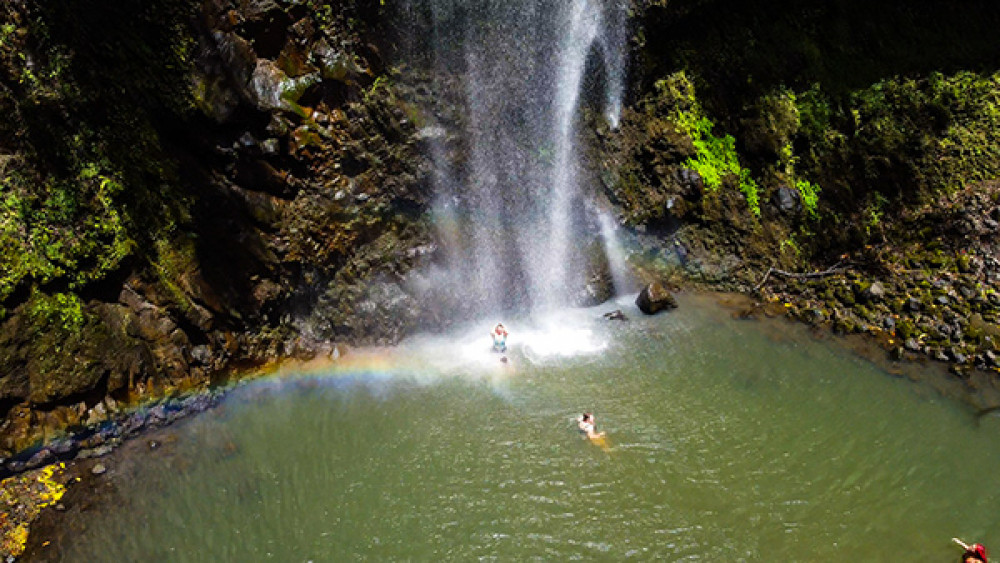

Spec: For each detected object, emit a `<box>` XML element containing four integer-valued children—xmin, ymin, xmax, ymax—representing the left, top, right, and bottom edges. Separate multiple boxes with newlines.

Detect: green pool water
<box><xmin>62</xmin><ymin>295</ymin><xmax>999</xmax><ymax>560</ymax></box>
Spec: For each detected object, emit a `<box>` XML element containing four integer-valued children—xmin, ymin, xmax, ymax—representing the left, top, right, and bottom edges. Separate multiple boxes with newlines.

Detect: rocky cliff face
<box><xmin>0</xmin><ymin>0</ymin><xmax>433</xmax><ymax>455</ymax></box>
<box><xmin>597</xmin><ymin>0</ymin><xmax>1000</xmax><ymax>389</ymax></box>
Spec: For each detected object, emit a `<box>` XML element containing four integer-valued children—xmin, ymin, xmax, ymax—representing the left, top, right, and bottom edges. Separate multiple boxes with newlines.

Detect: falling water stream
<box><xmin>403</xmin><ymin>0</ymin><xmax>628</xmax><ymax>314</ymax></box>
<box><xmin>57</xmin><ymin>295</ymin><xmax>1000</xmax><ymax>559</ymax></box>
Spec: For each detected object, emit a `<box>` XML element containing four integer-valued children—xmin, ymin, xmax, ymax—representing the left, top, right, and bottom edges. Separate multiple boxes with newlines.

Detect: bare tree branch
<box><xmin>754</xmin><ymin>262</ymin><xmax>847</xmax><ymax>291</ymax></box>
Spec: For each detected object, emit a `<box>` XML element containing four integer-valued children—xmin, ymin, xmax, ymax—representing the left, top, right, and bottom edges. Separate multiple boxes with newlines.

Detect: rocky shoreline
<box><xmin>0</xmin><ymin>391</ymin><xmax>225</xmax><ymax>481</ymax></box>
<box><xmin>0</xmin><ymin>388</ymin><xmax>227</xmax><ymax>559</ymax></box>
<box><xmin>765</xmin><ymin>182</ymin><xmax>1000</xmax><ymax>380</ymax></box>
<box><xmin>731</xmin><ymin>181</ymin><xmax>1000</xmax><ymax>405</ymax></box>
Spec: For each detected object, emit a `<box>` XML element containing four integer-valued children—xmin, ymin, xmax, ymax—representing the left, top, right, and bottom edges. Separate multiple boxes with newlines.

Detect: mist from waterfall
<box><xmin>398</xmin><ymin>0</ymin><xmax>629</xmax><ymax>316</ymax></box>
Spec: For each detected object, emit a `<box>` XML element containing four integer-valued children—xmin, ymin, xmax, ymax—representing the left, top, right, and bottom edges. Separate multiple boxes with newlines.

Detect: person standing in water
<box><xmin>491</xmin><ymin>323</ymin><xmax>508</xmax><ymax>352</ymax></box>
<box><xmin>577</xmin><ymin>413</ymin><xmax>605</xmax><ymax>439</ymax></box>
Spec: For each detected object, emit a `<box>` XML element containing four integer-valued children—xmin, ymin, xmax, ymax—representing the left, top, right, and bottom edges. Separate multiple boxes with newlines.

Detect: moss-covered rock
<box><xmin>0</xmin><ymin>0</ymin><xmax>430</xmax><ymax>459</ymax></box>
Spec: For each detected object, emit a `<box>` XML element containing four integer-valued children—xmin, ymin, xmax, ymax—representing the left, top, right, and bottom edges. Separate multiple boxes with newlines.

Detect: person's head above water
<box><xmin>964</xmin><ymin>544</ymin><xmax>988</xmax><ymax>563</ymax></box>
<box><xmin>581</xmin><ymin>413</ymin><xmax>592</xmax><ymax>422</ymax></box>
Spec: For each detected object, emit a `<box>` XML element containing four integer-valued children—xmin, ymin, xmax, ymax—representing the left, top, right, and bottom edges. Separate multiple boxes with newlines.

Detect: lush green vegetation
<box><xmin>0</xmin><ymin>1</ymin><xmax>196</xmax><ymax>319</ymax></box>
<box><xmin>1</xmin><ymin>160</ymin><xmax>134</xmax><ymax>304</ymax></box>
<box><xmin>783</xmin><ymin>70</ymin><xmax>1000</xmax><ymax>247</ymax></box>
<box><xmin>678</xmin><ymin>114</ymin><xmax>761</xmax><ymax>217</ymax></box>
<box><xmin>658</xmin><ymin>73</ymin><xmax>761</xmax><ymax>216</ymax></box>
<box><xmin>26</xmin><ymin>290</ymin><xmax>86</xmax><ymax>334</ymax></box>
<box><xmin>794</xmin><ymin>179</ymin><xmax>820</xmax><ymax>219</ymax></box>
<box><xmin>638</xmin><ymin>0</ymin><xmax>1000</xmax><ymax>252</ymax></box>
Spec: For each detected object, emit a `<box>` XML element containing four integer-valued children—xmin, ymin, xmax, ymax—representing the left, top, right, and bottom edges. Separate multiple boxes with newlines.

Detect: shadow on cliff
<box><xmin>640</xmin><ymin>0</ymin><xmax>1000</xmax><ymax>118</ymax></box>
<box><xmin>21</xmin><ymin>0</ymin><xmax>194</xmax><ymax>224</ymax></box>
<box><xmin>18</xmin><ymin>0</ymin><xmax>281</xmax><ymax>320</ymax></box>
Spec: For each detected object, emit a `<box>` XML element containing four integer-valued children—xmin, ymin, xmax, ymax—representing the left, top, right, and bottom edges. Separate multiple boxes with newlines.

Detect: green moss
<box><xmin>957</xmin><ymin>253</ymin><xmax>972</xmax><ymax>273</ymax></box>
<box><xmin>152</xmin><ymin>235</ymin><xmax>198</xmax><ymax>313</ymax></box>
<box><xmin>0</xmin><ymin>160</ymin><xmax>135</xmax><ymax>305</ymax></box>
<box><xmin>795</xmin><ymin>179</ymin><xmax>821</xmax><ymax>218</ymax></box>
<box><xmin>1</xmin><ymin>1</ymin><xmax>194</xmax><ymax>314</ymax></box>
<box><xmin>795</xmin><ymin>71</ymin><xmax>1000</xmax><ymax>216</ymax></box>
<box><xmin>0</xmin><ymin>24</ymin><xmax>16</xmax><ymax>48</ymax></box>
<box><xmin>27</xmin><ymin>290</ymin><xmax>85</xmax><ymax>334</ymax></box>
<box><xmin>795</xmin><ymin>85</ymin><xmax>832</xmax><ymax>142</ymax></box>
<box><xmin>668</xmin><ymin>73</ymin><xmax>761</xmax><ymax>216</ymax></box>
<box><xmin>778</xmin><ymin>236</ymin><xmax>801</xmax><ymax>259</ymax></box>
<box><xmin>854</xmin><ymin>304</ymin><xmax>872</xmax><ymax>321</ymax></box>
<box><xmin>896</xmin><ymin>318</ymin><xmax>916</xmax><ymax>339</ymax></box>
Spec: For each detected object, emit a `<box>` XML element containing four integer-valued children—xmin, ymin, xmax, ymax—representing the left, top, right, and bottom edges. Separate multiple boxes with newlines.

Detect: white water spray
<box><xmin>597</xmin><ymin>209</ymin><xmax>635</xmax><ymax>294</ymax></box>
<box><xmin>402</xmin><ymin>0</ymin><xmax>629</xmax><ymax>316</ymax></box>
<box><xmin>534</xmin><ymin>0</ymin><xmax>603</xmax><ymax>308</ymax></box>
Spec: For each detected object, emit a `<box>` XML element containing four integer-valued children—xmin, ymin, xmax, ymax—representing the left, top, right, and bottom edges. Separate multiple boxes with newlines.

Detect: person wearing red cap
<box><xmin>962</xmin><ymin>543</ymin><xmax>988</xmax><ymax>563</ymax></box>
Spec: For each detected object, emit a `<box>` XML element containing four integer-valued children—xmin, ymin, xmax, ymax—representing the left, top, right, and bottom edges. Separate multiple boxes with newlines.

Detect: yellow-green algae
<box><xmin>1</xmin><ymin>463</ymin><xmax>68</xmax><ymax>558</ymax></box>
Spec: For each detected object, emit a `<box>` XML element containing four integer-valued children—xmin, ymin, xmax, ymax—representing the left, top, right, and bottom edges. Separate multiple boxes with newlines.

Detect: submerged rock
<box><xmin>603</xmin><ymin>309</ymin><xmax>628</xmax><ymax>321</ymax></box>
<box><xmin>636</xmin><ymin>282</ymin><xmax>678</xmax><ymax>315</ymax></box>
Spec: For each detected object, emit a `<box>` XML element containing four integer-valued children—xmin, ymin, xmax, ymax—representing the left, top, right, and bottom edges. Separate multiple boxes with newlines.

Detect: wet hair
<box><xmin>962</xmin><ymin>543</ymin><xmax>988</xmax><ymax>563</ymax></box>
<box><xmin>581</xmin><ymin>413</ymin><xmax>592</xmax><ymax>421</ymax></box>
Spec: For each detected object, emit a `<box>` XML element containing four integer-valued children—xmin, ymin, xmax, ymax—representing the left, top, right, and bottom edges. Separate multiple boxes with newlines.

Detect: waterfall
<box><xmin>400</xmin><ymin>0</ymin><xmax>628</xmax><ymax>316</ymax></box>
<box><xmin>597</xmin><ymin>208</ymin><xmax>635</xmax><ymax>296</ymax></box>
<box><xmin>539</xmin><ymin>0</ymin><xmax>603</xmax><ymax>310</ymax></box>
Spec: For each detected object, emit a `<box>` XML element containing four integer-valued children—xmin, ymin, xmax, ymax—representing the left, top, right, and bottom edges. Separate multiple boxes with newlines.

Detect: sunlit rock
<box><xmin>248</xmin><ymin>59</ymin><xmax>320</xmax><ymax>112</ymax></box>
<box><xmin>636</xmin><ymin>282</ymin><xmax>678</xmax><ymax>315</ymax></box>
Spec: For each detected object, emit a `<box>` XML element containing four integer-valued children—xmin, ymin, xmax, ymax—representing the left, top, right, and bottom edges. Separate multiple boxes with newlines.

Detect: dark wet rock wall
<box><xmin>0</xmin><ymin>0</ymin><xmax>432</xmax><ymax>455</ymax></box>
<box><xmin>601</xmin><ymin>0</ymin><xmax>1000</xmax><ymax>391</ymax></box>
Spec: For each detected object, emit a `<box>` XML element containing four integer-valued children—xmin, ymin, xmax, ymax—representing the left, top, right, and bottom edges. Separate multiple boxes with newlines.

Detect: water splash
<box><xmin>258</xmin><ymin>303</ymin><xmax>621</xmax><ymax>392</ymax></box>
<box><xmin>518</xmin><ymin>313</ymin><xmax>609</xmax><ymax>363</ymax></box>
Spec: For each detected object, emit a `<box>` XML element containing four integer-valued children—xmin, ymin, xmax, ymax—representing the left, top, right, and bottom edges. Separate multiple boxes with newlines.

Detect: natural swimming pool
<box><xmin>59</xmin><ymin>294</ymin><xmax>1000</xmax><ymax>560</ymax></box>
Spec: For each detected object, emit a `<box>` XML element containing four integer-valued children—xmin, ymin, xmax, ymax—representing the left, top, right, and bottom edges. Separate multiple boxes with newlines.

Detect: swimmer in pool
<box><xmin>577</xmin><ymin>412</ymin><xmax>605</xmax><ymax>440</ymax></box>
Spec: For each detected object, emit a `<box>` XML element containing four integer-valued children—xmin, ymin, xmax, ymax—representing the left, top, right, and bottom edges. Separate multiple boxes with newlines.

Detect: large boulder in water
<box><xmin>636</xmin><ymin>282</ymin><xmax>678</xmax><ymax>315</ymax></box>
